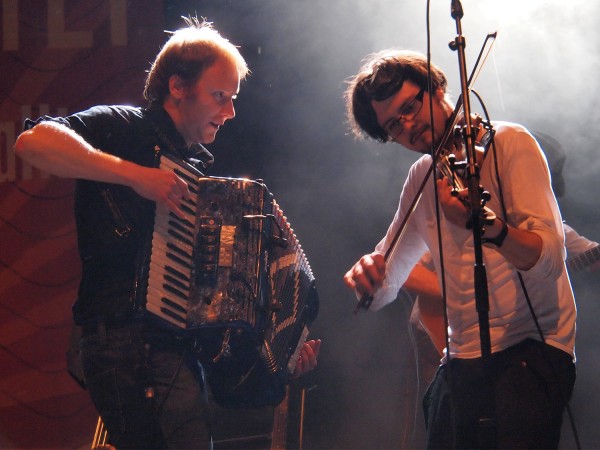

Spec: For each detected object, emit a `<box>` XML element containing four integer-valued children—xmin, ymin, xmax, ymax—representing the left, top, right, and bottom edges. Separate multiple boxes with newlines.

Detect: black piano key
<box><xmin>166</xmin><ymin>241</ymin><xmax>192</xmax><ymax>260</ymax></box>
<box><xmin>165</xmin><ymin>265</ymin><xmax>191</xmax><ymax>284</ymax></box>
<box><xmin>160</xmin><ymin>305</ymin><xmax>187</xmax><ymax>324</ymax></box>
<box><xmin>150</xmin><ymin>256</ymin><xmax>190</xmax><ymax>282</ymax></box>
<box><xmin>150</xmin><ymin>258</ymin><xmax>191</xmax><ymax>281</ymax></box>
<box><xmin>180</xmin><ymin>202</ymin><xmax>195</xmax><ymax>216</ymax></box>
<box><xmin>167</xmin><ymin>229</ymin><xmax>194</xmax><ymax>249</ymax></box>
<box><xmin>183</xmin><ymin>196</ymin><xmax>197</xmax><ymax>209</ymax></box>
<box><xmin>161</xmin><ymin>296</ymin><xmax>187</xmax><ymax>314</ymax></box>
<box><xmin>174</xmin><ymin>167</ymin><xmax>199</xmax><ymax>188</ymax></box>
<box><xmin>168</xmin><ymin>217</ymin><xmax>194</xmax><ymax>237</ymax></box>
<box><xmin>148</xmin><ymin>285</ymin><xmax>187</xmax><ymax>310</ymax></box>
<box><xmin>164</xmin><ymin>273</ymin><xmax>188</xmax><ymax>291</ymax></box>
<box><xmin>166</xmin><ymin>251</ymin><xmax>192</xmax><ymax>270</ymax></box>
<box><xmin>153</xmin><ymin>226</ymin><xmax>193</xmax><ymax>252</ymax></box>
<box><xmin>148</xmin><ymin>265</ymin><xmax>191</xmax><ymax>300</ymax></box>
<box><xmin>152</xmin><ymin>240</ymin><xmax>193</xmax><ymax>268</ymax></box>
<box><xmin>163</xmin><ymin>282</ymin><xmax>189</xmax><ymax>301</ymax></box>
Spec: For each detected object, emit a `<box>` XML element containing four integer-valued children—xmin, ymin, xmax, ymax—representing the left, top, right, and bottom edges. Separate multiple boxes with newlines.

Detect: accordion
<box><xmin>143</xmin><ymin>154</ymin><xmax>319</xmax><ymax>407</ymax></box>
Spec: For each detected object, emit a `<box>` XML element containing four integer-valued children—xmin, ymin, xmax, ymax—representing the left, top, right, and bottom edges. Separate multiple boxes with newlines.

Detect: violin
<box><xmin>436</xmin><ymin>115</ymin><xmax>496</xmax><ymax>232</ymax></box>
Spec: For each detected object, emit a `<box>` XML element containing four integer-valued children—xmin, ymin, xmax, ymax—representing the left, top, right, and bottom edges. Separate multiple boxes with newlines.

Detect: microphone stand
<box><xmin>450</xmin><ymin>1</ymin><xmax>496</xmax><ymax>447</ymax></box>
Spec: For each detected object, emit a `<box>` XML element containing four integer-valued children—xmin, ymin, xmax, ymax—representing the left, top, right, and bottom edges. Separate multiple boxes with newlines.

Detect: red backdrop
<box><xmin>0</xmin><ymin>1</ymin><xmax>164</xmax><ymax>447</ymax></box>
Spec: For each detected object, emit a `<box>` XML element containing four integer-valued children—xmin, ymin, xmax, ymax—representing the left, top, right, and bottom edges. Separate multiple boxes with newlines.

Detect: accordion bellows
<box><xmin>143</xmin><ymin>154</ymin><xmax>319</xmax><ymax>407</ymax></box>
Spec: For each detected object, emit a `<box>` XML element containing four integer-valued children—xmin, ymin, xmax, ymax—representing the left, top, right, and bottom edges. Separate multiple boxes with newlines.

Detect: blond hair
<box><xmin>144</xmin><ymin>17</ymin><xmax>249</xmax><ymax>104</ymax></box>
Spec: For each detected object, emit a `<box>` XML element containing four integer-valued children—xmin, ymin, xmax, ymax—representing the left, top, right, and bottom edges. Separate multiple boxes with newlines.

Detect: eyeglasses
<box><xmin>384</xmin><ymin>87</ymin><xmax>425</xmax><ymax>140</ymax></box>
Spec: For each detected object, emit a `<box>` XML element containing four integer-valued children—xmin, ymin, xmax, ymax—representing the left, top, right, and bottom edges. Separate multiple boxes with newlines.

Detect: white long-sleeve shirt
<box><xmin>564</xmin><ymin>223</ymin><xmax>599</xmax><ymax>256</ymax></box>
<box><xmin>370</xmin><ymin>122</ymin><xmax>576</xmax><ymax>359</ymax></box>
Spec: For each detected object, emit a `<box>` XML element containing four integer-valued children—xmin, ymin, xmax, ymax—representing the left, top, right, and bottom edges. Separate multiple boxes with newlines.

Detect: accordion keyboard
<box><xmin>143</xmin><ymin>154</ymin><xmax>319</xmax><ymax>407</ymax></box>
<box><xmin>145</xmin><ymin>156</ymin><xmax>201</xmax><ymax>328</ymax></box>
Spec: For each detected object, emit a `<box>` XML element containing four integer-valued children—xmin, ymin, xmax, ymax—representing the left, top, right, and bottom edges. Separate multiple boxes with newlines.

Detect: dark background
<box><xmin>1</xmin><ymin>1</ymin><xmax>599</xmax><ymax>448</ymax></box>
<box><xmin>166</xmin><ymin>1</ymin><xmax>600</xmax><ymax>449</ymax></box>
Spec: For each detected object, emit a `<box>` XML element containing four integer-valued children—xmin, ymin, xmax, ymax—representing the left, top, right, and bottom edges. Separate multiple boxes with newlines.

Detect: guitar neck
<box><xmin>270</xmin><ymin>386</ymin><xmax>289</xmax><ymax>450</ymax></box>
<box><xmin>566</xmin><ymin>245</ymin><xmax>600</xmax><ymax>273</ymax></box>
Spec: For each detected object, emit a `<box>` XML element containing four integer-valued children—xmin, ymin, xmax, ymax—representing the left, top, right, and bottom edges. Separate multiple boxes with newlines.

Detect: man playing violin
<box><xmin>343</xmin><ymin>49</ymin><xmax>576</xmax><ymax>449</ymax></box>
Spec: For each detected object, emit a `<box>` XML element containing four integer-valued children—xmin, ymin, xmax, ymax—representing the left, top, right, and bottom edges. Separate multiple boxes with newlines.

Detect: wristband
<box><xmin>482</xmin><ymin>218</ymin><xmax>508</xmax><ymax>248</ymax></box>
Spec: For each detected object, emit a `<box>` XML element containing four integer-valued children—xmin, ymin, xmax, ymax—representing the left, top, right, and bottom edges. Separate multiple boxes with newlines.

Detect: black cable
<box><xmin>425</xmin><ymin>0</ymin><xmax>451</xmax><ymax>362</ymax></box>
<box><xmin>398</xmin><ymin>290</ymin><xmax>421</xmax><ymax>448</ymax></box>
<box><xmin>471</xmin><ymin>88</ymin><xmax>582</xmax><ymax>450</ymax></box>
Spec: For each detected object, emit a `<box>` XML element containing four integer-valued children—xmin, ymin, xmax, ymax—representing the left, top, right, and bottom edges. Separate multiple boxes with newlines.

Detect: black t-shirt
<box><xmin>25</xmin><ymin>103</ymin><xmax>213</xmax><ymax>323</ymax></box>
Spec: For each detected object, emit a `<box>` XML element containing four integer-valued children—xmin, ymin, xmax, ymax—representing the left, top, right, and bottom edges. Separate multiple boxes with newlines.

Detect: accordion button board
<box><xmin>145</xmin><ymin>154</ymin><xmax>319</xmax><ymax>407</ymax></box>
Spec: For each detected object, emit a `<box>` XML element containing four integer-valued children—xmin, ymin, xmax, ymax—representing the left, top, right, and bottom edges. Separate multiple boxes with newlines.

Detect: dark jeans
<box><xmin>79</xmin><ymin>321</ymin><xmax>211</xmax><ymax>449</ymax></box>
<box><xmin>423</xmin><ymin>339</ymin><xmax>576</xmax><ymax>450</ymax></box>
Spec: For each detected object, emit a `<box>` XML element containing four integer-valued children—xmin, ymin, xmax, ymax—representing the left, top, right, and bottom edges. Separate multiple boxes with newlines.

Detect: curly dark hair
<box><xmin>344</xmin><ymin>50</ymin><xmax>447</xmax><ymax>142</ymax></box>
